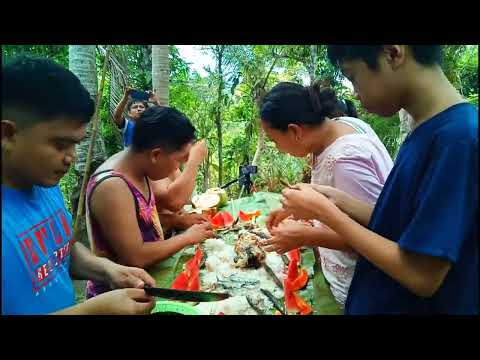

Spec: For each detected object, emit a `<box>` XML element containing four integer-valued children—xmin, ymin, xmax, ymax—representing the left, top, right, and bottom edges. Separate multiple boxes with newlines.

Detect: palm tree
<box><xmin>68</xmin><ymin>45</ymin><xmax>107</xmax><ymax>246</ymax></box>
<box><xmin>152</xmin><ymin>45</ymin><xmax>169</xmax><ymax>106</ymax></box>
<box><xmin>69</xmin><ymin>45</ymin><xmax>107</xmax><ymax>174</ymax></box>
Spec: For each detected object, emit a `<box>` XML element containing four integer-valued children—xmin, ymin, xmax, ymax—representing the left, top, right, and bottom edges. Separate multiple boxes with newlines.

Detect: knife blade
<box><xmin>260</xmin><ymin>288</ymin><xmax>285</xmax><ymax>315</ymax></box>
<box><xmin>144</xmin><ymin>286</ymin><xmax>229</xmax><ymax>302</ymax></box>
<box><xmin>263</xmin><ymin>263</ymin><xmax>284</xmax><ymax>289</ymax></box>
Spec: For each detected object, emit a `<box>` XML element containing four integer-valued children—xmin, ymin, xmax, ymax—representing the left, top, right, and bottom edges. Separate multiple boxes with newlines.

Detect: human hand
<box><xmin>183</xmin><ymin>222</ymin><xmax>215</xmax><ymax>245</ymax></box>
<box><xmin>281</xmin><ymin>183</ymin><xmax>342</xmax><ymax>223</ymax></box>
<box><xmin>308</xmin><ymin>184</ymin><xmax>352</xmax><ymax>212</ymax></box>
<box><xmin>261</xmin><ymin>220</ymin><xmax>310</xmax><ymax>254</ymax></box>
<box><xmin>266</xmin><ymin>208</ymin><xmax>291</xmax><ymax>233</ymax></box>
<box><xmin>180</xmin><ymin>213</ymin><xmax>209</xmax><ymax>229</ymax></box>
<box><xmin>188</xmin><ymin>140</ymin><xmax>208</xmax><ymax>166</ymax></box>
<box><xmin>85</xmin><ymin>288</ymin><xmax>155</xmax><ymax>315</ymax></box>
<box><xmin>104</xmin><ymin>262</ymin><xmax>156</xmax><ymax>290</ymax></box>
<box><xmin>147</xmin><ymin>89</ymin><xmax>160</xmax><ymax>105</ymax></box>
<box><xmin>124</xmin><ymin>87</ymin><xmax>134</xmax><ymax>98</ymax></box>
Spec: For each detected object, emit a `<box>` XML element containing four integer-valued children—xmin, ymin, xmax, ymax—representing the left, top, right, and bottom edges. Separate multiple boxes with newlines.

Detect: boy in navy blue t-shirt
<box><xmin>279</xmin><ymin>45</ymin><xmax>478</xmax><ymax>314</ymax></box>
<box><xmin>2</xmin><ymin>56</ymin><xmax>157</xmax><ymax>315</ymax></box>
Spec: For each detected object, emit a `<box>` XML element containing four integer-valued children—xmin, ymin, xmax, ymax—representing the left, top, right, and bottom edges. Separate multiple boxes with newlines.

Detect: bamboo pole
<box><xmin>73</xmin><ymin>46</ymin><xmax>111</xmax><ymax>237</ymax></box>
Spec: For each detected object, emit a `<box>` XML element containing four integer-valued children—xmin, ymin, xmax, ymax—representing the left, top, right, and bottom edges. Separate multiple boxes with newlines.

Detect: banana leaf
<box><xmin>148</xmin><ymin>191</ymin><xmax>343</xmax><ymax>315</ymax></box>
<box><xmin>298</xmin><ymin>248</ymin><xmax>343</xmax><ymax>315</ymax></box>
<box><xmin>220</xmin><ymin>191</ymin><xmax>282</xmax><ymax>227</ymax></box>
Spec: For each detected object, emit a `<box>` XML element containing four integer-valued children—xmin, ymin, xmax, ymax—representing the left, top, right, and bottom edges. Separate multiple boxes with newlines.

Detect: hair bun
<box><xmin>307</xmin><ymin>80</ymin><xmax>338</xmax><ymax>117</ymax></box>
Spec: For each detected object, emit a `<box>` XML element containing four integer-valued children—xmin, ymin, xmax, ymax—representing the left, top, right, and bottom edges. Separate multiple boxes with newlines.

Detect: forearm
<box><xmin>52</xmin><ymin>298</ymin><xmax>103</xmax><ymax>315</ymax></box>
<box><xmin>337</xmin><ymin>195</ymin><xmax>374</xmax><ymax>227</ymax></box>
<box><xmin>324</xmin><ymin>211</ymin><xmax>448</xmax><ymax>297</ymax></box>
<box><xmin>302</xmin><ymin>226</ymin><xmax>352</xmax><ymax>251</ymax></box>
<box><xmin>123</xmin><ymin>234</ymin><xmax>193</xmax><ymax>269</ymax></box>
<box><xmin>157</xmin><ymin>162</ymin><xmax>199</xmax><ymax>211</ymax></box>
<box><xmin>69</xmin><ymin>242</ymin><xmax>112</xmax><ymax>283</ymax></box>
<box><xmin>157</xmin><ymin>210</ymin><xmax>184</xmax><ymax>232</ymax></box>
<box><xmin>113</xmin><ymin>96</ymin><xmax>129</xmax><ymax>127</ymax></box>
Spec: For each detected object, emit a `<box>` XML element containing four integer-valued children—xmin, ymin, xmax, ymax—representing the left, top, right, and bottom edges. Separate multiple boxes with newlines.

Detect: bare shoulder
<box><xmin>95</xmin><ymin>151</ymin><xmax>125</xmax><ymax>174</ymax></box>
<box><xmin>150</xmin><ymin>177</ymin><xmax>171</xmax><ymax>193</ymax></box>
<box><xmin>90</xmin><ymin>176</ymin><xmax>135</xmax><ymax>215</ymax></box>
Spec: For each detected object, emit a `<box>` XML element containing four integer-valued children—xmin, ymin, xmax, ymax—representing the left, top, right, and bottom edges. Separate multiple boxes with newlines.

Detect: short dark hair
<box><xmin>2</xmin><ymin>56</ymin><xmax>95</xmax><ymax>128</ymax></box>
<box><xmin>127</xmin><ymin>99</ymin><xmax>148</xmax><ymax>111</ymax></box>
<box><xmin>260</xmin><ymin>81</ymin><xmax>357</xmax><ymax>131</ymax></box>
<box><xmin>327</xmin><ymin>45</ymin><xmax>443</xmax><ymax>70</ymax></box>
<box><xmin>132</xmin><ymin>106</ymin><xmax>196</xmax><ymax>153</ymax></box>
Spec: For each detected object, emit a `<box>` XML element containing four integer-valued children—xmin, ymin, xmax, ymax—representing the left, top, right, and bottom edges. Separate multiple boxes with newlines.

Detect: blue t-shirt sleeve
<box><xmin>398</xmin><ymin>140</ymin><xmax>478</xmax><ymax>263</ymax></box>
<box><xmin>122</xmin><ymin>118</ymin><xmax>129</xmax><ymax>135</ymax></box>
<box><xmin>123</xmin><ymin>119</ymin><xmax>135</xmax><ymax>147</ymax></box>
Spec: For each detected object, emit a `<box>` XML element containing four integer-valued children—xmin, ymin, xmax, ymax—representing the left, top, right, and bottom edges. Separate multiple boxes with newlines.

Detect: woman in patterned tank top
<box><xmin>259</xmin><ymin>81</ymin><xmax>393</xmax><ymax>308</ymax></box>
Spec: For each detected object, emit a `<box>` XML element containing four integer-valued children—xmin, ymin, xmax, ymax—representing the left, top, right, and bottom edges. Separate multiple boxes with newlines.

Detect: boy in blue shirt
<box><xmin>279</xmin><ymin>45</ymin><xmax>478</xmax><ymax>314</ymax></box>
<box><xmin>2</xmin><ymin>56</ymin><xmax>157</xmax><ymax>315</ymax></box>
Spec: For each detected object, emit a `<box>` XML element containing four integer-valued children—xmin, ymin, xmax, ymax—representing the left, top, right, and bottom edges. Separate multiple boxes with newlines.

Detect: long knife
<box><xmin>263</xmin><ymin>263</ymin><xmax>284</xmax><ymax>289</ymax></box>
<box><xmin>260</xmin><ymin>288</ymin><xmax>285</xmax><ymax>315</ymax></box>
<box><xmin>144</xmin><ymin>285</ymin><xmax>229</xmax><ymax>302</ymax></box>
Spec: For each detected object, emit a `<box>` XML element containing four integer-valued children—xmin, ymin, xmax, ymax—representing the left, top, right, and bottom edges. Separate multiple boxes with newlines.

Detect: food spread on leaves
<box><xmin>233</xmin><ymin>231</ymin><xmax>266</xmax><ymax>269</ymax></box>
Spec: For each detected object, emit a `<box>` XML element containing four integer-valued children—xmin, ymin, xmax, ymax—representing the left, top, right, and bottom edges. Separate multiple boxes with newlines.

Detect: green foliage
<box><xmin>2</xmin><ymin>45</ymin><xmax>68</xmax><ymax>67</ymax></box>
<box><xmin>4</xmin><ymin>45</ymin><xmax>477</xmax><ymax>201</ymax></box>
<box><xmin>443</xmin><ymin>45</ymin><xmax>478</xmax><ymax>96</ymax></box>
<box><xmin>59</xmin><ymin>166</ymin><xmax>76</xmax><ymax>213</ymax></box>
<box><xmin>256</xmin><ymin>141</ymin><xmax>307</xmax><ymax>192</ymax></box>
<box><xmin>467</xmin><ymin>93</ymin><xmax>478</xmax><ymax>106</ymax></box>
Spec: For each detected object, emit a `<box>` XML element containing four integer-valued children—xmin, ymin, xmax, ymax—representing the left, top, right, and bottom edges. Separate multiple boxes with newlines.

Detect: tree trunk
<box><xmin>203</xmin><ymin>153</ymin><xmax>210</xmax><ymax>192</ymax></box>
<box><xmin>398</xmin><ymin>108</ymin><xmax>413</xmax><ymax>147</ymax></box>
<box><xmin>152</xmin><ymin>45</ymin><xmax>169</xmax><ymax>106</ymax></box>
<box><xmin>309</xmin><ymin>45</ymin><xmax>318</xmax><ymax>85</ymax></box>
<box><xmin>68</xmin><ymin>45</ymin><xmax>107</xmax><ymax>252</ymax></box>
<box><xmin>251</xmin><ymin>129</ymin><xmax>264</xmax><ymax>167</ymax></box>
<box><xmin>215</xmin><ymin>46</ymin><xmax>225</xmax><ymax>187</ymax></box>
<box><xmin>252</xmin><ymin>86</ymin><xmax>267</xmax><ymax>166</ymax></box>
<box><xmin>215</xmin><ymin>108</ymin><xmax>223</xmax><ymax>186</ymax></box>
<box><xmin>68</xmin><ymin>45</ymin><xmax>106</xmax><ymax>174</ymax></box>
<box><xmin>69</xmin><ymin>45</ymin><xmax>98</xmax><ymax>98</ymax></box>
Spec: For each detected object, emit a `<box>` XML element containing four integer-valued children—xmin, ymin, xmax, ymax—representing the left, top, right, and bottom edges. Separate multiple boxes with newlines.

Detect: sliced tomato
<box><xmin>209</xmin><ymin>211</ymin><xmax>234</xmax><ymax>228</ymax></box>
<box><xmin>185</xmin><ymin>253</ymin><xmax>200</xmax><ymax>275</ymax></box>
<box><xmin>171</xmin><ymin>271</ymin><xmax>189</xmax><ymax>290</ymax></box>
<box><xmin>219</xmin><ymin>211</ymin><xmax>234</xmax><ymax>227</ymax></box>
<box><xmin>172</xmin><ymin>248</ymin><xmax>203</xmax><ymax>291</ymax></box>
<box><xmin>288</xmin><ymin>249</ymin><xmax>300</xmax><ymax>263</ymax></box>
<box><xmin>286</xmin><ymin>258</ymin><xmax>299</xmax><ymax>282</ymax></box>
<box><xmin>238</xmin><ymin>210</ymin><xmax>251</xmax><ymax>222</ymax></box>
<box><xmin>191</xmin><ymin>248</ymin><xmax>203</xmax><ymax>267</ymax></box>
<box><xmin>238</xmin><ymin>210</ymin><xmax>261</xmax><ymax>222</ymax></box>
<box><xmin>194</xmin><ymin>247</ymin><xmax>203</xmax><ymax>264</ymax></box>
<box><xmin>294</xmin><ymin>292</ymin><xmax>313</xmax><ymax>315</ymax></box>
<box><xmin>209</xmin><ymin>213</ymin><xmax>224</xmax><ymax>229</ymax></box>
<box><xmin>283</xmin><ymin>278</ymin><xmax>299</xmax><ymax>313</ymax></box>
<box><xmin>291</xmin><ymin>268</ymin><xmax>309</xmax><ymax>291</ymax></box>
<box><xmin>188</xmin><ymin>269</ymin><xmax>200</xmax><ymax>291</ymax></box>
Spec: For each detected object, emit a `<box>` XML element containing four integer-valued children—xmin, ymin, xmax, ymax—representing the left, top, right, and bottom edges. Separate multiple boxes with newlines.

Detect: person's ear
<box><xmin>149</xmin><ymin>148</ymin><xmax>163</xmax><ymax>164</ymax></box>
<box><xmin>287</xmin><ymin>123</ymin><xmax>303</xmax><ymax>142</ymax></box>
<box><xmin>383</xmin><ymin>45</ymin><xmax>406</xmax><ymax>71</ymax></box>
<box><xmin>2</xmin><ymin>120</ymin><xmax>18</xmax><ymax>152</ymax></box>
